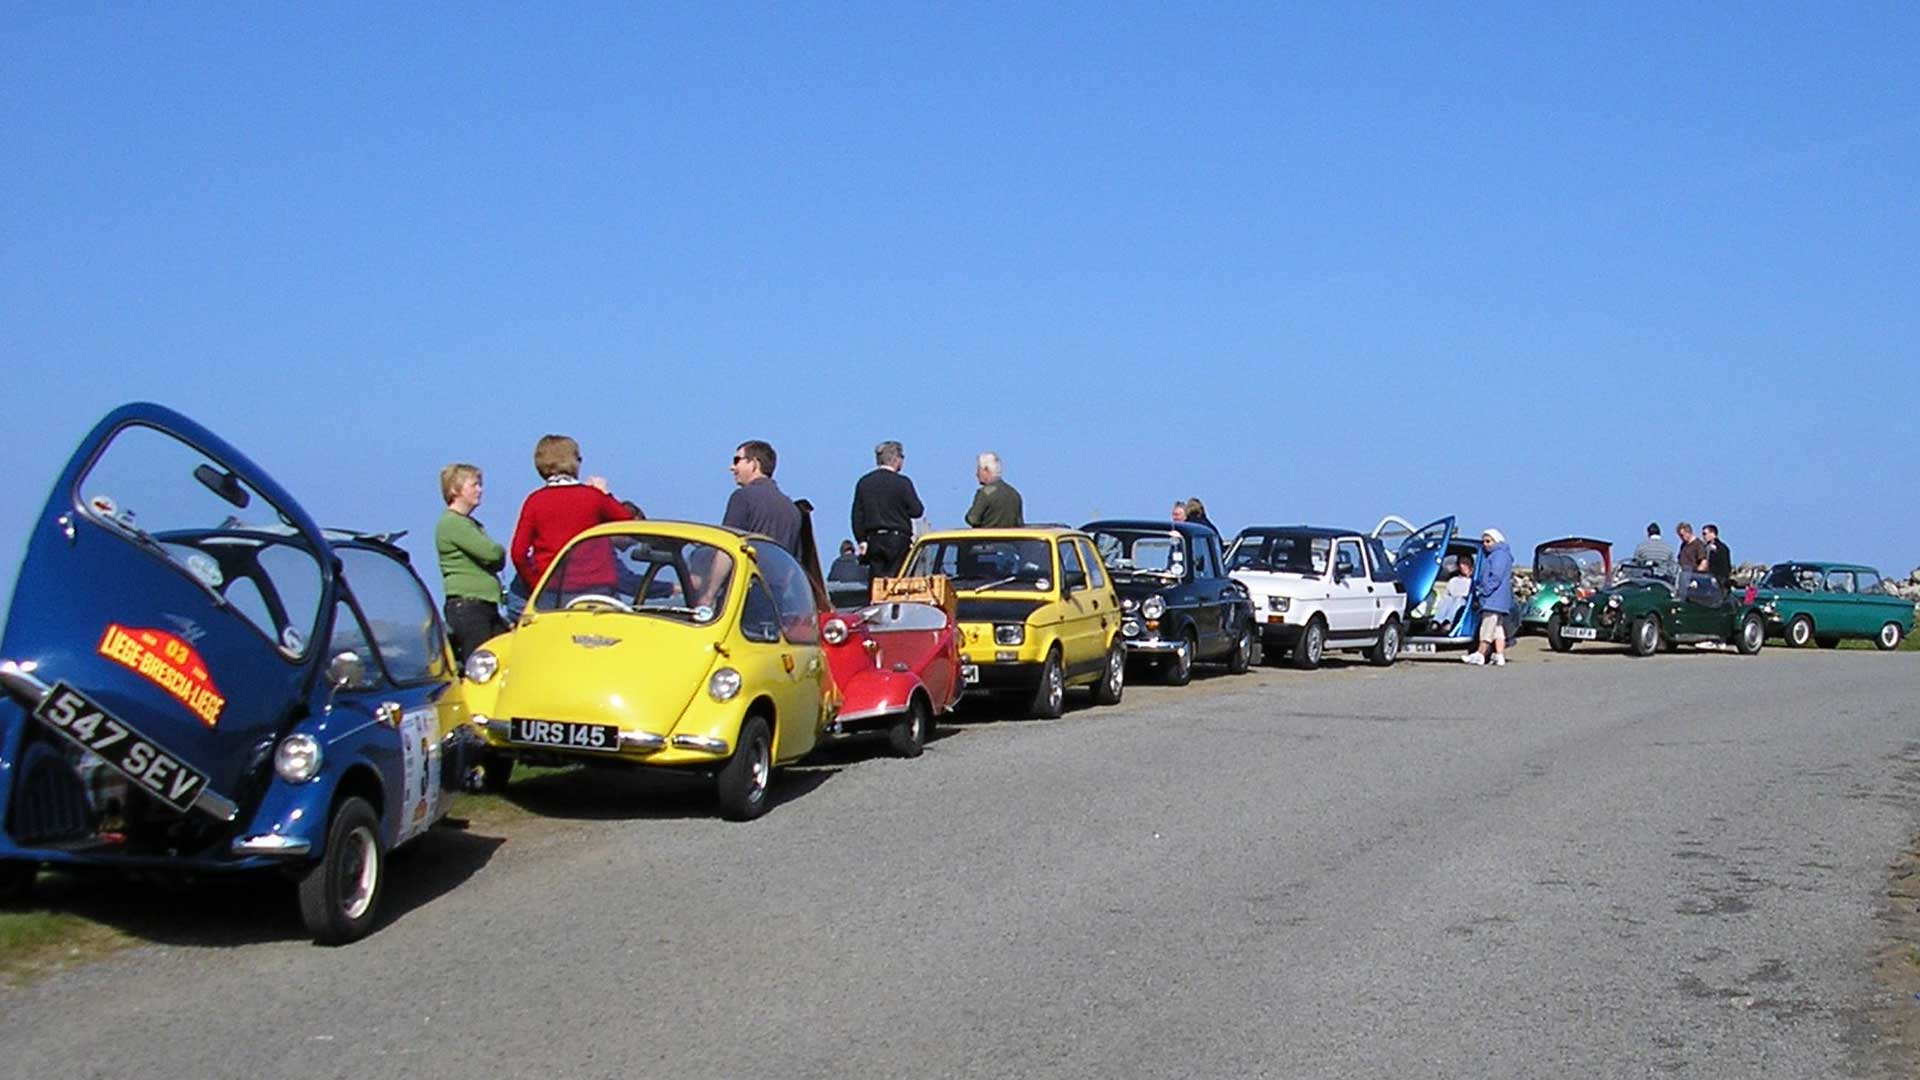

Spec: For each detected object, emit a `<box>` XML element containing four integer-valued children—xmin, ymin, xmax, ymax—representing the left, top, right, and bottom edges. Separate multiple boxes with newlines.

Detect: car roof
<box><xmin>1769</xmin><ymin>561</ymin><xmax>1879</xmax><ymax>574</ymax></box>
<box><xmin>917</xmin><ymin>526</ymin><xmax>1086</xmax><ymax>542</ymax></box>
<box><xmin>569</xmin><ymin>518</ymin><xmax>758</xmax><ymax>549</ymax></box>
<box><xmin>1231</xmin><ymin>525</ymin><xmax>1362</xmax><ymax>541</ymax></box>
<box><xmin>1082</xmin><ymin>519</ymin><xmax>1216</xmax><ymax>539</ymax></box>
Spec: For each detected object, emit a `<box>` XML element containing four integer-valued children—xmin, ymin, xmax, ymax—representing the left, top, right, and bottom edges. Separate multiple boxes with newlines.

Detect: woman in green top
<box><xmin>436</xmin><ymin>462</ymin><xmax>508</xmax><ymax>662</ymax></box>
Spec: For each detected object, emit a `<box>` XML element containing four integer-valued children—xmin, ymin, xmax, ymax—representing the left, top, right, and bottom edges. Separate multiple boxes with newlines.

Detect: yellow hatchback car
<box><xmin>900</xmin><ymin>527</ymin><xmax>1125</xmax><ymax>718</ymax></box>
<box><xmin>461</xmin><ymin>521</ymin><xmax>830</xmax><ymax>820</ymax></box>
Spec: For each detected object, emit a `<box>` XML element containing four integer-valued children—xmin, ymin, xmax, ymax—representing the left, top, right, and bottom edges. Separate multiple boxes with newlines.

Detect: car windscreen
<box><xmin>905</xmin><ymin>538</ymin><xmax>1053</xmax><ymax>591</ymax></box>
<box><xmin>1537</xmin><ymin>547</ymin><xmax>1607</xmax><ymax>587</ymax></box>
<box><xmin>533</xmin><ymin>534</ymin><xmax>733</xmax><ymax>623</ymax></box>
<box><xmin>1090</xmin><ymin>530</ymin><xmax>1181</xmax><ymax>577</ymax></box>
<box><xmin>1612</xmin><ymin>559</ymin><xmax>1675</xmax><ymax>588</ymax></box>
<box><xmin>1226</xmin><ymin>533</ymin><xmax>1329</xmax><ymax>575</ymax></box>
<box><xmin>78</xmin><ymin>421</ymin><xmax>324</xmax><ymax>657</ymax></box>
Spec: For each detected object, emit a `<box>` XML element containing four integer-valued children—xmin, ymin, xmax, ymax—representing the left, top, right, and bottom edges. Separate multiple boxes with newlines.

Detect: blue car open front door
<box><xmin>0</xmin><ymin>404</ymin><xmax>333</xmax><ymax>855</ymax></box>
<box><xmin>1394</xmin><ymin>516</ymin><xmax>1457</xmax><ymax>614</ymax></box>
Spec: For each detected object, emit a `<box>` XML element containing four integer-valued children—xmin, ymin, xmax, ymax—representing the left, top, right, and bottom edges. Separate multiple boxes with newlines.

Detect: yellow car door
<box><xmin>751</xmin><ymin>545</ymin><xmax>828</xmax><ymax>762</ymax></box>
<box><xmin>1055</xmin><ymin>538</ymin><xmax>1105</xmax><ymax>681</ymax></box>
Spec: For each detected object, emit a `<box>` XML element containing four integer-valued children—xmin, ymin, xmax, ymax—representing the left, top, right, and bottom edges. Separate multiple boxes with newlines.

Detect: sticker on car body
<box><xmin>96</xmin><ymin>623</ymin><xmax>228</xmax><ymax>726</ymax></box>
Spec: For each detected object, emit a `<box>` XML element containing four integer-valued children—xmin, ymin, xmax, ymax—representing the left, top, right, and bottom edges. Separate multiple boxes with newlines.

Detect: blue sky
<box><xmin>4</xmin><ymin>4</ymin><xmax>1917</xmax><ymax>608</ymax></box>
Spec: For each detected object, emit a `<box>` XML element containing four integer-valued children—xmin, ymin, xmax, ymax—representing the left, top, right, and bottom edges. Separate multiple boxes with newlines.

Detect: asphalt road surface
<box><xmin>3</xmin><ymin>639</ymin><xmax>1918</xmax><ymax>1079</ymax></box>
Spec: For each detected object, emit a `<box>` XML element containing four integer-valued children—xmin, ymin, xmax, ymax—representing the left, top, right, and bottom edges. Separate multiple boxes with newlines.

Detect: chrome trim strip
<box><xmin>834</xmin><ymin>704</ymin><xmax>908</xmax><ymax>725</ymax></box>
<box><xmin>620</xmin><ymin>731</ymin><xmax>667</xmax><ymax>751</ymax></box>
<box><xmin>1119</xmin><ymin>639</ymin><xmax>1180</xmax><ymax>653</ymax></box>
<box><xmin>231</xmin><ymin>834</ymin><xmax>311</xmax><ymax>857</ymax></box>
<box><xmin>671</xmin><ymin>734</ymin><xmax>729</xmax><ymax>753</ymax></box>
<box><xmin>4</xmin><ymin>660</ymin><xmax>240</xmax><ymax>823</ymax></box>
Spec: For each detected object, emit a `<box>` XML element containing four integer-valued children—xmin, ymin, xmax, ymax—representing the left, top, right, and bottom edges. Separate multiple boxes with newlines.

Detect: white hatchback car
<box><xmin>1225</xmin><ymin>516</ymin><xmax>1455</xmax><ymax>670</ymax></box>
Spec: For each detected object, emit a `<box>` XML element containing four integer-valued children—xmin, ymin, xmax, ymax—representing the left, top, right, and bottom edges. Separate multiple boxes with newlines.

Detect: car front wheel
<box><xmin>297</xmin><ymin>796</ymin><xmax>385</xmax><ymax>946</ymax></box>
<box><xmin>1291</xmin><ymin>617</ymin><xmax>1326</xmax><ymax>670</ymax></box>
<box><xmin>1787</xmin><ymin>615</ymin><xmax>1814</xmax><ymax>648</ymax></box>
<box><xmin>887</xmin><ymin>697</ymin><xmax>930</xmax><ymax>758</ymax></box>
<box><xmin>1735</xmin><ymin>613</ymin><xmax>1765</xmax><ymax>655</ymax></box>
<box><xmin>1629</xmin><ymin>615</ymin><xmax>1661</xmax><ymax>657</ymax></box>
<box><xmin>1028</xmin><ymin>649</ymin><xmax>1065</xmax><ymax>719</ymax></box>
<box><xmin>1163</xmin><ymin>632</ymin><xmax>1195</xmax><ymax>686</ymax></box>
<box><xmin>1877</xmin><ymin>622</ymin><xmax>1905</xmax><ymax>651</ymax></box>
<box><xmin>716</xmin><ymin>715</ymin><xmax>773</xmax><ymax>820</ymax></box>
<box><xmin>1546</xmin><ymin>613</ymin><xmax>1574</xmax><ymax>653</ymax></box>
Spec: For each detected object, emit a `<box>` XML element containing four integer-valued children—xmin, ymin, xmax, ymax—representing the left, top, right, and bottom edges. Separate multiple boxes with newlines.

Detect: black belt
<box><xmin>864</xmin><ymin>528</ymin><xmax>909</xmax><ymax>536</ymax></box>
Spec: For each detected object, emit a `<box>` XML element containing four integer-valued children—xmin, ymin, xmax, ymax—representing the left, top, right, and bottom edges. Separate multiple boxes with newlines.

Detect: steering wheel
<box><xmin>565</xmin><ymin>593</ymin><xmax>634</xmax><ymax>613</ymax></box>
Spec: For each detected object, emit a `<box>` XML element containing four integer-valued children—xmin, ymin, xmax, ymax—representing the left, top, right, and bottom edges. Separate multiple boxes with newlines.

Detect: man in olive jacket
<box><xmin>965</xmin><ymin>451</ymin><xmax>1024</xmax><ymax>528</ymax></box>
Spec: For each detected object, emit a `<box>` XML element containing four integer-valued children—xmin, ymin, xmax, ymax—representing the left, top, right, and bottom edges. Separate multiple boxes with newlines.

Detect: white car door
<box><xmin>1329</xmin><ymin>538</ymin><xmax>1372</xmax><ymax>633</ymax></box>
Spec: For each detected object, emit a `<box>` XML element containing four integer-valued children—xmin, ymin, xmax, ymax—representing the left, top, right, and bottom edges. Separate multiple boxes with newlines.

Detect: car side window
<box><xmin>1077</xmin><ymin>539</ymin><xmax>1107</xmax><ymax>589</ymax></box>
<box><xmin>1856</xmin><ymin>570</ymin><xmax>1883</xmax><ymax>593</ymax></box>
<box><xmin>741</xmin><ymin>578</ymin><xmax>780</xmax><ymax>643</ymax></box>
<box><xmin>337</xmin><ymin>547</ymin><xmax>449</xmax><ymax>684</ymax></box>
<box><xmin>1366</xmin><ymin>538</ymin><xmax>1396</xmax><ymax>582</ymax></box>
<box><xmin>1825</xmin><ymin>570</ymin><xmax>1855</xmax><ymax>594</ymax></box>
<box><xmin>324</xmin><ymin>599</ymin><xmax>380</xmax><ymax>690</ymax></box>
<box><xmin>1190</xmin><ymin>537</ymin><xmax>1215</xmax><ymax>580</ymax></box>
<box><xmin>1335</xmin><ymin>540</ymin><xmax>1364</xmax><ymax>581</ymax></box>
<box><xmin>754</xmin><ymin>544</ymin><xmax>820</xmax><ymax>644</ymax></box>
<box><xmin>1058</xmin><ymin>539</ymin><xmax>1087</xmax><ymax>591</ymax></box>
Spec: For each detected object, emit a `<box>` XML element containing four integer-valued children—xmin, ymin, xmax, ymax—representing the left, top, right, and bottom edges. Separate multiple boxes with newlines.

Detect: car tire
<box><xmin>1787</xmin><ymin>615</ymin><xmax>1814</xmax><ymax>648</ymax></box>
<box><xmin>1291</xmin><ymin>617</ymin><xmax>1326</xmax><ymax>670</ymax></box>
<box><xmin>887</xmin><ymin>696</ymin><xmax>930</xmax><ymax>758</ymax></box>
<box><xmin>1876</xmin><ymin>622</ymin><xmax>1905</xmax><ymax>651</ymax></box>
<box><xmin>1028</xmin><ymin>648</ymin><xmax>1065</xmax><ymax>719</ymax></box>
<box><xmin>0</xmin><ymin>859</ymin><xmax>35</xmax><ymax>907</ymax></box>
<box><xmin>1815</xmin><ymin>635</ymin><xmax>1841</xmax><ymax>649</ymax></box>
<box><xmin>1546</xmin><ymin>613</ymin><xmax>1574</xmax><ymax>653</ymax></box>
<box><xmin>1226</xmin><ymin>621</ymin><xmax>1253</xmax><ymax>675</ymax></box>
<box><xmin>1163</xmin><ymin>632</ymin><xmax>1196</xmax><ymax>686</ymax></box>
<box><xmin>1735</xmin><ymin>613</ymin><xmax>1765</xmax><ymax>655</ymax></box>
<box><xmin>477</xmin><ymin>751</ymin><xmax>515</xmax><ymax>794</ymax></box>
<box><xmin>1091</xmin><ymin>642</ymin><xmax>1125</xmax><ymax>706</ymax></box>
<box><xmin>1629</xmin><ymin>614</ymin><xmax>1661</xmax><ymax>657</ymax></box>
<box><xmin>716</xmin><ymin>714</ymin><xmax>774</xmax><ymax>820</ymax></box>
<box><xmin>1368</xmin><ymin>618</ymin><xmax>1401</xmax><ymax>667</ymax></box>
<box><xmin>297</xmin><ymin>796</ymin><xmax>385</xmax><ymax>946</ymax></box>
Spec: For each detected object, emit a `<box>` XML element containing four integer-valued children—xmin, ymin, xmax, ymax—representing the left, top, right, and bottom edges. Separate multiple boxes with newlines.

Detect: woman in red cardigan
<box><xmin>508</xmin><ymin>435</ymin><xmax>636</xmax><ymax>600</ymax></box>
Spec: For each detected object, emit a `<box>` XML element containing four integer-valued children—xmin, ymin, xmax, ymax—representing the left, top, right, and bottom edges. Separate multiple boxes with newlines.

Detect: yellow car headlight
<box><xmin>708</xmin><ymin>667</ymin><xmax>742</xmax><ymax>702</ymax></box>
<box><xmin>465</xmin><ymin>648</ymin><xmax>498</xmax><ymax>684</ymax></box>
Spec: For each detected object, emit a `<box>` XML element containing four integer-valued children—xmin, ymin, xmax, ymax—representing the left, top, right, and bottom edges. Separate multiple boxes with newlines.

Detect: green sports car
<box><xmin>1755</xmin><ymin>562</ymin><xmax>1912</xmax><ymax>651</ymax></box>
<box><xmin>1548</xmin><ymin>559</ymin><xmax>1773</xmax><ymax>657</ymax></box>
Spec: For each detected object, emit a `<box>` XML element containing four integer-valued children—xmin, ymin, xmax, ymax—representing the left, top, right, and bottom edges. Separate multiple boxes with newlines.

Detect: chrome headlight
<box><xmin>1141</xmin><ymin>596</ymin><xmax>1166</xmax><ymax>619</ymax></box>
<box><xmin>821</xmin><ymin>617</ymin><xmax>849</xmax><ymax>645</ymax></box>
<box><xmin>994</xmin><ymin>623</ymin><xmax>1026</xmax><ymax>646</ymax></box>
<box><xmin>1120</xmin><ymin>597</ymin><xmax>1137</xmax><ymax>613</ymax></box>
<box><xmin>1267</xmin><ymin>596</ymin><xmax>1290</xmax><ymax>613</ymax></box>
<box><xmin>464</xmin><ymin>648</ymin><xmax>498</xmax><ymax>683</ymax></box>
<box><xmin>1607</xmin><ymin>595</ymin><xmax>1622</xmax><ymax>608</ymax></box>
<box><xmin>274</xmin><ymin>734</ymin><xmax>323</xmax><ymax>783</ymax></box>
<box><xmin>708</xmin><ymin>667</ymin><xmax>742</xmax><ymax>702</ymax></box>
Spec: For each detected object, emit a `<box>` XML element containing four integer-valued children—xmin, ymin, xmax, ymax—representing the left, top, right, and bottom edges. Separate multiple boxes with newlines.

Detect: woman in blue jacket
<box><xmin>1465</xmin><ymin>528</ymin><xmax>1515</xmax><ymax>666</ymax></box>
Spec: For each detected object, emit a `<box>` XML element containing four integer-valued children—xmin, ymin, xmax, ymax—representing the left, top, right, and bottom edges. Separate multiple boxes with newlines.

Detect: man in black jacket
<box><xmin>851</xmin><ymin>440</ymin><xmax>924</xmax><ymax>580</ymax></box>
<box><xmin>1702</xmin><ymin>523</ymin><xmax>1733</xmax><ymax>590</ymax></box>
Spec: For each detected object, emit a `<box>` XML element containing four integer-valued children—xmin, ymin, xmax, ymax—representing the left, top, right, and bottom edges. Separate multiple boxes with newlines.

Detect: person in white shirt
<box><xmin>1430</xmin><ymin>554</ymin><xmax>1474</xmax><ymax>631</ymax></box>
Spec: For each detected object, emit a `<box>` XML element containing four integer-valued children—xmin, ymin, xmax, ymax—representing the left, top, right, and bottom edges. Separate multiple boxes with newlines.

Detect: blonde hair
<box><xmin>534</xmin><ymin>435</ymin><xmax>581</xmax><ymax>480</ymax></box>
<box><xmin>440</xmin><ymin>463</ymin><xmax>482</xmax><ymax>504</ymax></box>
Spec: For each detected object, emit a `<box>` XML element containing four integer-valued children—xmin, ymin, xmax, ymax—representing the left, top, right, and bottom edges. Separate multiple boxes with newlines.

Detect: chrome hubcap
<box><xmin>1047</xmin><ymin>664</ymin><xmax>1062</xmax><ymax>709</ymax></box>
<box><xmin>749</xmin><ymin>740</ymin><xmax>769</xmax><ymax>798</ymax></box>
<box><xmin>341</xmin><ymin>826</ymin><xmax>378</xmax><ymax>921</ymax></box>
<box><xmin>1793</xmin><ymin>622</ymin><xmax>1809</xmax><ymax>644</ymax></box>
<box><xmin>1308</xmin><ymin>630</ymin><xmax>1322</xmax><ymax>662</ymax></box>
<box><xmin>1108</xmin><ymin>651</ymin><xmax>1122</xmax><ymax>691</ymax></box>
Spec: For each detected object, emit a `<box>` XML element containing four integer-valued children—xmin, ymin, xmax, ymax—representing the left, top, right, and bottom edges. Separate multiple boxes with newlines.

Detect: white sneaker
<box><xmin>1492</xmin><ymin>654</ymin><xmax>1507</xmax><ymax>666</ymax></box>
<box><xmin>1463</xmin><ymin>653</ymin><xmax>1485</xmax><ymax>665</ymax></box>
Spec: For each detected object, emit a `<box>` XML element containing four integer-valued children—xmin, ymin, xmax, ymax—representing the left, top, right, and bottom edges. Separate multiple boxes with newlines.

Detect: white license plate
<box><xmin>1561</xmin><ymin>627</ymin><xmax>1599</xmax><ymax>640</ymax></box>
<box><xmin>961</xmin><ymin>663</ymin><xmax>980</xmax><ymax>686</ymax></box>
<box><xmin>510</xmin><ymin>718</ymin><xmax>620</xmax><ymax>752</ymax></box>
<box><xmin>1404</xmin><ymin>642</ymin><xmax>1437</xmax><ymax>654</ymax></box>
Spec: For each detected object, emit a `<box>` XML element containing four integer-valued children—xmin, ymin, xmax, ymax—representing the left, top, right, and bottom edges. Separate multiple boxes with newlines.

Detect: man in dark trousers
<box><xmin>851</xmin><ymin>440</ymin><xmax>923</xmax><ymax>579</ymax></box>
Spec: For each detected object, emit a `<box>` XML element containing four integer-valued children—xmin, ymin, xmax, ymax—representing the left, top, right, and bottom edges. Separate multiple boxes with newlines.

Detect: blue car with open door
<box><xmin>0</xmin><ymin>403</ymin><xmax>477</xmax><ymax>944</ymax></box>
<box><xmin>1396</xmin><ymin>516</ymin><xmax>1500</xmax><ymax>654</ymax></box>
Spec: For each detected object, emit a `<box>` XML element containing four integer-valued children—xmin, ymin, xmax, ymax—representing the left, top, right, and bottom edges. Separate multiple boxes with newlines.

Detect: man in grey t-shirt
<box><xmin>722</xmin><ymin>439</ymin><xmax>802</xmax><ymax>554</ymax></box>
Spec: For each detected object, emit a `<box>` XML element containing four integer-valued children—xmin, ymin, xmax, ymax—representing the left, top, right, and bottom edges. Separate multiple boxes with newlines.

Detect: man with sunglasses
<box><xmin>723</xmin><ymin>439</ymin><xmax>802</xmax><ymax>554</ymax></box>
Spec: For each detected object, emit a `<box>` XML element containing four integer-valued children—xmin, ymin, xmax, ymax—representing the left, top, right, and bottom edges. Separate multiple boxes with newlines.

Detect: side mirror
<box><xmin>328</xmin><ymin>650</ymin><xmax>367</xmax><ymax>690</ymax></box>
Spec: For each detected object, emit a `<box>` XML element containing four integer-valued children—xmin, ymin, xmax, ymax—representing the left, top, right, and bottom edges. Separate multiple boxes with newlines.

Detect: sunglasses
<box><xmin>731</xmin><ymin>454</ymin><xmax>745</xmax><ymax>464</ymax></box>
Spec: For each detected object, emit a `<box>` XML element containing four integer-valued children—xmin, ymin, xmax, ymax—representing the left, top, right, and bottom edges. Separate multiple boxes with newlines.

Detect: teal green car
<box><xmin>1755</xmin><ymin>563</ymin><xmax>1912</xmax><ymax>651</ymax></box>
<box><xmin>1519</xmin><ymin>537</ymin><xmax>1611</xmax><ymax>634</ymax></box>
<box><xmin>1548</xmin><ymin>559</ymin><xmax>1773</xmax><ymax>657</ymax></box>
